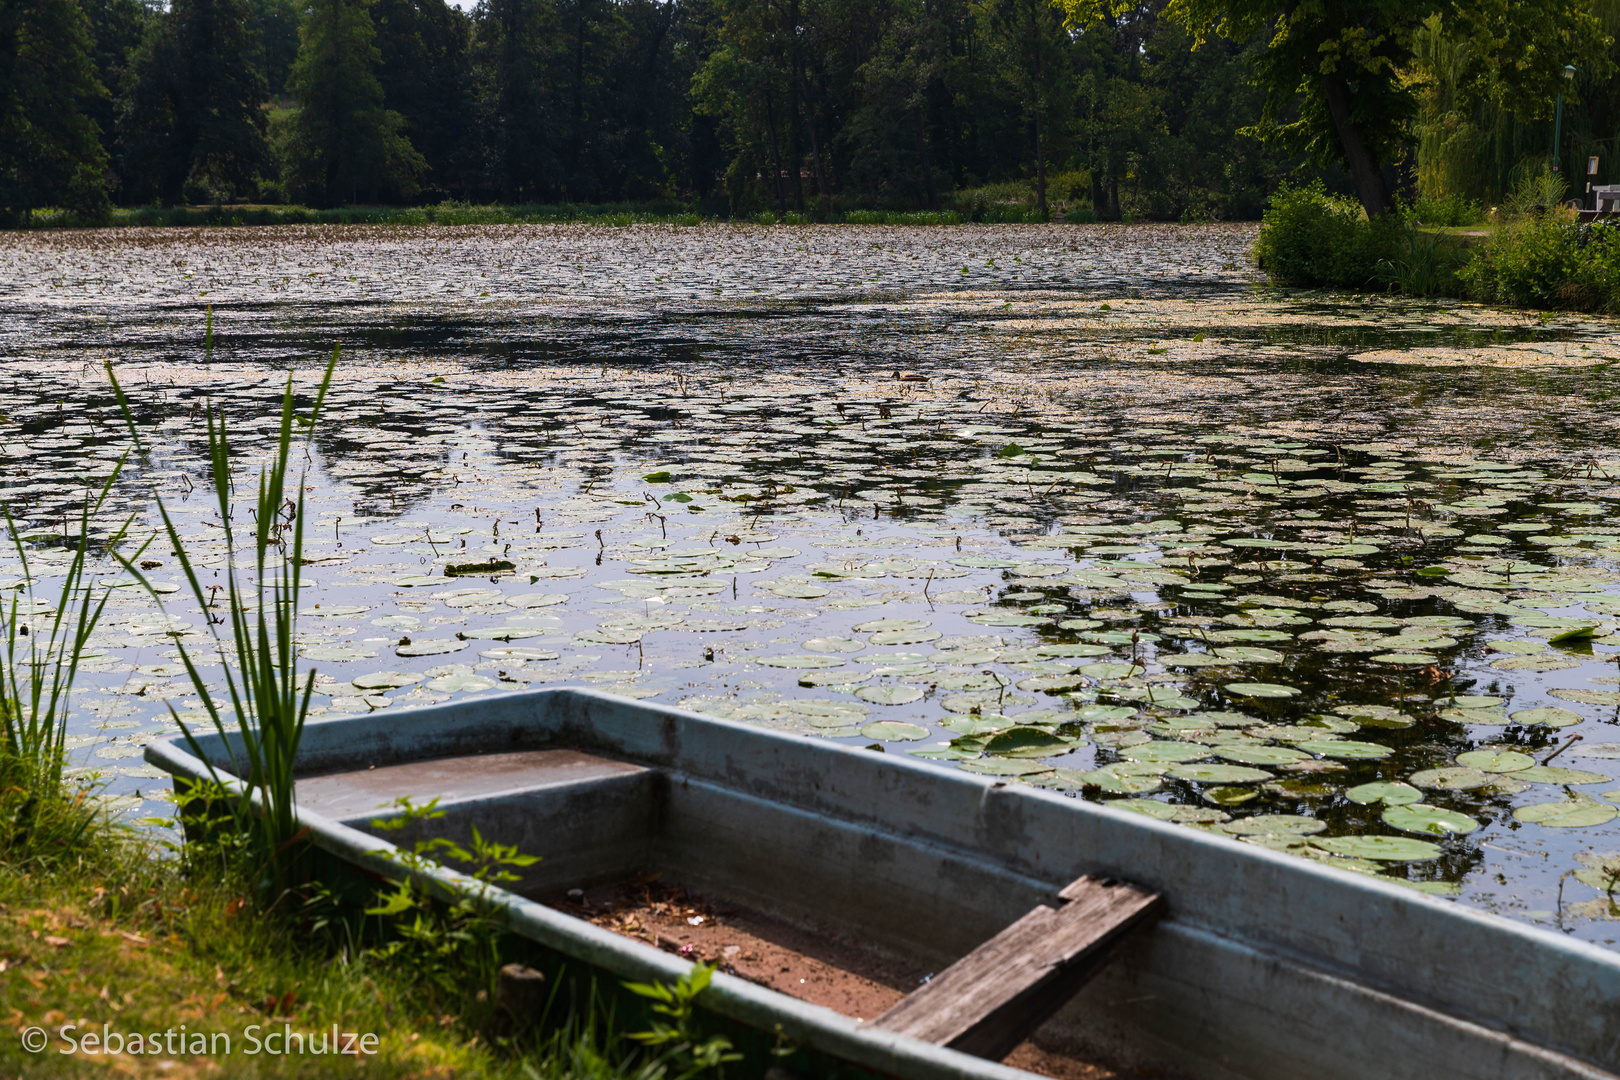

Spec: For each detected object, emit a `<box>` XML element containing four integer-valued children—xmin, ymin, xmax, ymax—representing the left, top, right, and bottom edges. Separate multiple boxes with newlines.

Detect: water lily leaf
<box><xmin>1552</xmin><ymin>688</ymin><xmax>1620</xmax><ymax>707</ymax></box>
<box><xmin>1295</xmin><ymin>740</ymin><xmax>1391</xmax><ymax>760</ymax></box>
<box><xmin>859</xmin><ymin>720</ymin><xmax>929</xmax><ymax>741</ymax></box>
<box><xmin>985</xmin><ymin>726</ymin><xmax>1074</xmax><ymax>758</ymax></box>
<box><xmin>1215</xmin><ymin>745</ymin><xmax>1309</xmax><ymax>766</ymax></box>
<box><xmin>642</xmin><ymin>470</ymin><xmax>673</xmax><ymax>482</ymax></box>
<box><xmin>1204</xmin><ymin>785</ymin><xmax>1258</xmax><ymax>806</ymax></box>
<box><xmin>1223</xmin><ymin>682</ymin><xmax>1300</xmax><ymax>698</ymax></box>
<box><xmin>759</xmin><ymin>655</ymin><xmax>846</xmax><ymax>669</ymax></box>
<box><xmin>1159</xmin><ymin>653</ymin><xmax>1230</xmax><ymax>667</ymax></box>
<box><xmin>855</xmin><ymin>684</ymin><xmax>926</xmax><ymax>706</ymax></box>
<box><xmin>765</xmin><ymin>582</ymin><xmax>831</xmax><ymax>599</ymax></box>
<box><xmin>1214</xmin><ymin>646</ymin><xmax>1286</xmax><ymax>663</ymax></box>
<box><xmin>1382</xmin><ymin>804</ymin><xmax>1480</xmax><ymax>835</ymax></box>
<box><xmin>1346</xmin><ymin>781</ymin><xmax>1423</xmax><ymax>806</ymax></box>
<box><xmin>1120</xmin><ymin>740</ymin><xmax>1210</xmax><ymax>763</ymax></box>
<box><xmin>869</xmin><ymin>629</ymin><xmax>943</xmax><ymax>645</ymax></box>
<box><xmin>1221</xmin><ymin>814</ymin><xmax>1326</xmax><ymax>836</ymax></box>
<box><xmin>1165</xmin><ymin>762</ymin><xmax>1273</xmax><ymax>784</ymax></box>
<box><xmin>1510</xmin><ymin>706</ymin><xmax>1583</xmax><ymax>728</ymax></box>
<box><xmin>853</xmin><ymin>618</ymin><xmax>931</xmax><ymax>632</ymax></box>
<box><xmin>1078</xmin><ymin>768</ymin><xmax>1162</xmax><ymax>794</ymax></box>
<box><xmin>1456</xmin><ymin>749</ymin><xmax>1534</xmax><ymax>773</ymax></box>
<box><xmin>1514</xmin><ymin>765</ymin><xmax>1610</xmax><ymax>785</ymax></box>
<box><xmin>575</xmin><ymin>628</ymin><xmax>644</xmax><ymax>644</ymax></box>
<box><xmin>425</xmin><ymin>673</ymin><xmax>499</xmax><ymax>693</ymax></box>
<box><xmin>1310</xmin><ymin>836</ymin><xmax>1442</xmax><ymax>861</ymax></box>
<box><xmin>462</xmin><ymin>626</ymin><xmax>546</xmax><ymax>640</ymax></box>
<box><xmin>351</xmin><ymin>671</ymin><xmax>420</xmax><ymax>690</ymax></box>
<box><xmin>478</xmin><ymin>647</ymin><xmax>559</xmax><ymax>661</ymax></box>
<box><xmin>1409</xmin><ymin>766</ymin><xmax>1493</xmax><ymax>790</ymax></box>
<box><xmin>803</xmin><ymin>636</ymin><xmax>864</xmax><ymax>653</ymax></box>
<box><xmin>396</xmin><ymin>639</ymin><xmax>469</xmax><ymax>657</ymax></box>
<box><xmin>1080</xmin><ymin>662</ymin><xmax>1145</xmax><ymax>679</ymax></box>
<box><xmin>1513</xmin><ymin>797</ymin><xmax>1619</xmax><ymax>828</ymax></box>
<box><xmin>1076</xmin><ymin>704</ymin><xmax>1138</xmax><ymax>722</ymax></box>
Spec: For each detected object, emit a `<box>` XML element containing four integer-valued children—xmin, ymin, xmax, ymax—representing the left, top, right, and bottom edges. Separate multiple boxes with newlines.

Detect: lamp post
<box><xmin>1553</xmin><ymin>64</ymin><xmax>1576</xmax><ymax>173</ymax></box>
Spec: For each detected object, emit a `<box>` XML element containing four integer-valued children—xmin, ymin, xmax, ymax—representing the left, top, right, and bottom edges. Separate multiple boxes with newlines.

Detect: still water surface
<box><xmin>5</xmin><ymin>222</ymin><xmax>1620</xmax><ymax>944</ymax></box>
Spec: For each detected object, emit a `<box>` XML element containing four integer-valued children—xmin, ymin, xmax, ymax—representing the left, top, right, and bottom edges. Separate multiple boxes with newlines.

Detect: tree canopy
<box><xmin>1061</xmin><ymin>0</ymin><xmax>1614</xmax><ymax>215</ymax></box>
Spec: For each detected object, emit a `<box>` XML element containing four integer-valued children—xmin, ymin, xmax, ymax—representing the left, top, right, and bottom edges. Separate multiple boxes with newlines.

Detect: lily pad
<box><xmin>859</xmin><ymin>720</ymin><xmax>929</xmax><ymax>741</ymax></box>
<box><xmin>1455</xmin><ymin>749</ymin><xmax>1533</xmax><ymax>773</ymax></box>
<box><xmin>1165</xmin><ymin>762</ymin><xmax>1273</xmax><ymax>784</ymax></box>
<box><xmin>1382</xmin><ymin>804</ymin><xmax>1480</xmax><ymax>835</ymax></box>
<box><xmin>1513</xmin><ymin>798</ymin><xmax>1620</xmax><ymax>828</ymax></box>
<box><xmin>855</xmin><ymin>684</ymin><xmax>926</xmax><ymax>706</ymax></box>
<box><xmin>1510</xmin><ymin>706</ymin><xmax>1583</xmax><ymax>728</ymax></box>
<box><xmin>1221</xmin><ymin>814</ymin><xmax>1326</xmax><ymax>837</ymax></box>
<box><xmin>1408</xmin><ymin>766</ymin><xmax>1493</xmax><ymax>790</ymax></box>
<box><xmin>396</xmin><ymin>639</ymin><xmax>469</xmax><ymax>657</ymax></box>
<box><xmin>1223</xmin><ymin>682</ymin><xmax>1300</xmax><ymax>698</ymax></box>
<box><xmin>1310</xmin><ymin>836</ymin><xmax>1442</xmax><ymax>861</ymax></box>
<box><xmin>425</xmin><ymin>673</ymin><xmax>499</xmax><ymax>693</ymax></box>
<box><xmin>758</xmin><ymin>655</ymin><xmax>846</xmax><ymax>669</ymax></box>
<box><xmin>1514</xmin><ymin>765</ymin><xmax>1610</xmax><ymax>785</ymax></box>
<box><xmin>985</xmin><ymin>727</ymin><xmax>1074</xmax><ymax>758</ymax></box>
<box><xmin>1346</xmin><ymin>781</ymin><xmax>1423</xmax><ymax>806</ymax></box>
<box><xmin>803</xmin><ymin>636</ymin><xmax>865</xmax><ymax>653</ymax></box>
<box><xmin>351</xmin><ymin>671</ymin><xmax>421</xmax><ymax>690</ymax></box>
<box><xmin>1295</xmin><ymin>740</ymin><xmax>1391</xmax><ymax>760</ymax></box>
<box><xmin>1216</xmin><ymin>745</ymin><xmax>1310</xmax><ymax>766</ymax></box>
<box><xmin>1120</xmin><ymin>740</ymin><xmax>1210</xmax><ymax>764</ymax></box>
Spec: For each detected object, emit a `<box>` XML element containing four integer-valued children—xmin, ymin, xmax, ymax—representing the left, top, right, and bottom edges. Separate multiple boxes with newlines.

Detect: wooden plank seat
<box><xmin>872</xmin><ymin>874</ymin><xmax>1163</xmax><ymax>1060</ymax></box>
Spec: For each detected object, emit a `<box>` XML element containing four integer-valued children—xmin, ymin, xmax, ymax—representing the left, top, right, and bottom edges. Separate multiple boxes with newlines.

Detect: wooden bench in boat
<box><xmin>873</xmin><ymin>874</ymin><xmax>1162</xmax><ymax>1060</ymax></box>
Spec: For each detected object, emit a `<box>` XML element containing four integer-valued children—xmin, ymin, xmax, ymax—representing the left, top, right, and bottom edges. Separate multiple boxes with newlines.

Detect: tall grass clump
<box><xmin>0</xmin><ymin>466</ymin><xmax>135</xmax><ymax>865</ymax></box>
<box><xmin>109</xmin><ymin>348</ymin><xmax>338</xmax><ymax>896</ymax></box>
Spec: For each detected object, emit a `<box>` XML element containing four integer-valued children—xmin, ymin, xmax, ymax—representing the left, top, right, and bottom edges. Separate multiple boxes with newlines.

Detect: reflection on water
<box><xmin>4</xmin><ymin>223</ymin><xmax>1620</xmax><ymax>946</ymax></box>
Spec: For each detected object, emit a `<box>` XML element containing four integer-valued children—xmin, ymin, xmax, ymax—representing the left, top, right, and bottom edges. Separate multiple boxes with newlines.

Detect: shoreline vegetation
<box><xmin>1256</xmin><ymin>176</ymin><xmax>1620</xmax><ymax>315</ymax></box>
<box><xmin>16</xmin><ymin>191</ymin><xmax>1093</xmax><ymax>231</ymax></box>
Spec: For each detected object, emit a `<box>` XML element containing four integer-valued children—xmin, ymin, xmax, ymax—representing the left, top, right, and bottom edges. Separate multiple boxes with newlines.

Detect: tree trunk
<box><xmin>911</xmin><ymin>107</ymin><xmax>937</xmax><ymax>210</ymax></box>
<box><xmin>796</xmin><ymin>67</ymin><xmax>829</xmax><ymax>205</ymax></box>
<box><xmin>1320</xmin><ymin>72</ymin><xmax>1390</xmax><ymax>218</ymax></box>
<box><xmin>1028</xmin><ymin>0</ymin><xmax>1046</xmax><ymax>216</ymax></box>
<box><xmin>764</xmin><ymin>90</ymin><xmax>786</xmax><ymax>212</ymax></box>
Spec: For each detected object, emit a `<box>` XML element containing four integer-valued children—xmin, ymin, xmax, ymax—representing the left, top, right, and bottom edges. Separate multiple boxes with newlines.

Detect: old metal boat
<box><xmin>146</xmin><ymin>688</ymin><xmax>1620</xmax><ymax>1080</ymax></box>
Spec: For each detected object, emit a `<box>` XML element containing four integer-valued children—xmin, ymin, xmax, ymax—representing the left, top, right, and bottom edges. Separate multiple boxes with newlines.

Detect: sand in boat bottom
<box><xmin>548</xmin><ymin>877</ymin><xmax>1120</xmax><ymax>1080</ymax></box>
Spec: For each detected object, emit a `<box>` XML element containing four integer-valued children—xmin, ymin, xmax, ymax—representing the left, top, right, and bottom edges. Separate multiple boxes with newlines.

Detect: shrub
<box><xmin>1459</xmin><ymin>213</ymin><xmax>1620</xmax><ymax>311</ymax></box>
<box><xmin>1255</xmin><ymin>182</ymin><xmax>1470</xmax><ymax>295</ymax></box>
<box><xmin>1254</xmin><ymin>182</ymin><xmax>1403</xmax><ymax>287</ymax></box>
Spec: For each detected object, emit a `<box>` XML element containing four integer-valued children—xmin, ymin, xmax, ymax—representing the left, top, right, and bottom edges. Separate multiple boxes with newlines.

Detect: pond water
<box><xmin>5</xmin><ymin>222</ymin><xmax>1620</xmax><ymax>945</ymax></box>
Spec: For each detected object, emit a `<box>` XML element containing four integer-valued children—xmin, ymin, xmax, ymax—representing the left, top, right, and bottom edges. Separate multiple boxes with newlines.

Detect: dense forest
<box><xmin>2</xmin><ymin>0</ymin><xmax>1619</xmax><ymax>224</ymax></box>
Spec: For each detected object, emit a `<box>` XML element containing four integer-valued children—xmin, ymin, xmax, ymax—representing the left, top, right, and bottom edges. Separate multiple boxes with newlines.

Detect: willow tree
<box><xmin>1064</xmin><ymin>0</ymin><xmax>1612</xmax><ymax>217</ymax></box>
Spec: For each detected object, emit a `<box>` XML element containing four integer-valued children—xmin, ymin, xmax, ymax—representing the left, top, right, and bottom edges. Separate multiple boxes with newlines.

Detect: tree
<box><xmin>120</xmin><ymin>0</ymin><xmax>271</xmax><ymax>204</ymax></box>
<box><xmin>248</xmin><ymin>0</ymin><xmax>303</xmax><ymax>96</ymax></box>
<box><xmin>283</xmin><ymin>0</ymin><xmax>426</xmax><ymax>205</ymax></box>
<box><xmin>80</xmin><ymin>0</ymin><xmax>156</xmax><ymax>182</ymax></box>
<box><xmin>1065</xmin><ymin>0</ymin><xmax>1612</xmax><ymax>217</ymax></box>
<box><xmin>0</xmin><ymin>0</ymin><xmax>111</xmax><ymax>222</ymax></box>
<box><xmin>373</xmin><ymin>0</ymin><xmax>476</xmax><ymax>195</ymax></box>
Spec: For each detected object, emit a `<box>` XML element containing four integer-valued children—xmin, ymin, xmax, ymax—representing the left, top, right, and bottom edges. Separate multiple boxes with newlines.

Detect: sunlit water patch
<box><xmin>5</xmin><ymin>223</ymin><xmax>1620</xmax><ymax>947</ymax></box>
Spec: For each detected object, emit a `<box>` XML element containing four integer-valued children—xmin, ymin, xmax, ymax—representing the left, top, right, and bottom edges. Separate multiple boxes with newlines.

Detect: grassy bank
<box><xmin>16</xmin><ymin>200</ymin><xmax>1073</xmax><ymax>231</ymax></box>
<box><xmin>1255</xmin><ymin>178</ymin><xmax>1620</xmax><ymax>313</ymax></box>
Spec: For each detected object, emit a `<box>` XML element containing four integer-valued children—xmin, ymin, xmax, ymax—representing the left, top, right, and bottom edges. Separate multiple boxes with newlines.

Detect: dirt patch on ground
<box><xmin>549</xmin><ymin>876</ymin><xmax>1119</xmax><ymax>1079</ymax></box>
